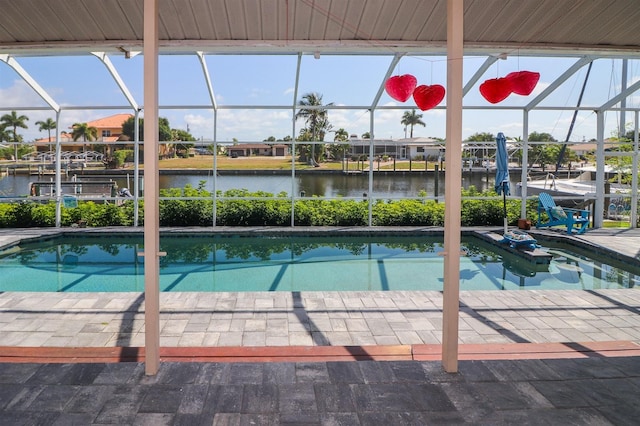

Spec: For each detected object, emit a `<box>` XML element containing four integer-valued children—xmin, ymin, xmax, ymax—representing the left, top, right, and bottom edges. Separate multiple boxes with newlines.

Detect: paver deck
<box><xmin>0</xmin><ymin>226</ymin><xmax>638</xmax><ymax>424</ymax></box>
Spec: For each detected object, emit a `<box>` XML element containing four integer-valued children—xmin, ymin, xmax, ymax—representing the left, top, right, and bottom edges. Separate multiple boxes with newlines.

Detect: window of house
<box><xmin>102</xmin><ymin>130</ymin><xmax>111</xmax><ymax>137</ymax></box>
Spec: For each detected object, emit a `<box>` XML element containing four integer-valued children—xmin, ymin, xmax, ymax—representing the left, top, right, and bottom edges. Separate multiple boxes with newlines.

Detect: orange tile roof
<box><xmin>85</xmin><ymin>113</ymin><xmax>133</xmax><ymax>129</ymax></box>
<box><xmin>34</xmin><ymin>134</ymin><xmax>74</xmax><ymax>144</ymax></box>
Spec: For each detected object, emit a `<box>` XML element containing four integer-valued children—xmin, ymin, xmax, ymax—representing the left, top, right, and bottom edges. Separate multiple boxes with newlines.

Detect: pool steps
<box><xmin>476</xmin><ymin>231</ymin><xmax>553</xmax><ymax>265</ymax></box>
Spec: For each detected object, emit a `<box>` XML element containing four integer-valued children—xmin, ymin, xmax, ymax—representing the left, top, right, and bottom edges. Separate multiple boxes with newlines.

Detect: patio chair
<box><xmin>536</xmin><ymin>192</ymin><xmax>590</xmax><ymax>235</ymax></box>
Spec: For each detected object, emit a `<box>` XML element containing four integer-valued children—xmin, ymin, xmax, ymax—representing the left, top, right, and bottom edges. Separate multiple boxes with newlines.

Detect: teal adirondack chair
<box><xmin>536</xmin><ymin>192</ymin><xmax>590</xmax><ymax>234</ymax></box>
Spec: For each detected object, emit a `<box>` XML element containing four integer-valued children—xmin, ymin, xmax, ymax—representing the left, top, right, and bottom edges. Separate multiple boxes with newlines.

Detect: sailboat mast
<box><xmin>555</xmin><ymin>62</ymin><xmax>593</xmax><ymax>172</ymax></box>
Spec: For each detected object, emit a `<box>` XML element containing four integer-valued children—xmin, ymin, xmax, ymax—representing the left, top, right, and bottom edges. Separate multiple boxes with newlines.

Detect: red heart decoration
<box><xmin>506</xmin><ymin>71</ymin><xmax>540</xmax><ymax>96</ymax></box>
<box><xmin>412</xmin><ymin>84</ymin><xmax>446</xmax><ymax>111</ymax></box>
<box><xmin>479</xmin><ymin>77</ymin><xmax>512</xmax><ymax>104</ymax></box>
<box><xmin>385</xmin><ymin>74</ymin><xmax>418</xmax><ymax>102</ymax></box>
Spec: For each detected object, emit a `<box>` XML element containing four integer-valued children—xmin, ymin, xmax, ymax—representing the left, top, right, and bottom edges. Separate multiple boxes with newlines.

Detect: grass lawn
<box><xmin>152</xmin><ymin>156</ymin><xmax>445</xmax><ymax>172</ymax></box>
<box><xmin>149</xmin><ymin>156</ymin><xmax>345</xmax><ymax>170</ymax></box>
<box><xmin>602</xmin><ymin>219</ymin><xmax>632</xmax><ymax>228</ymax></box>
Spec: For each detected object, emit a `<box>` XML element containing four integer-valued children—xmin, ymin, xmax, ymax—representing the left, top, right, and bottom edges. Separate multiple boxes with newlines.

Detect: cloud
<box><xmin>184</xmin><ymin>109</ymin><xmax>293</xmax><ymax>141</ymax></box>
<box><xmin>0</xmin><ymin>79</ymin><xmax>47</xmax><ymax>108</ymax></box>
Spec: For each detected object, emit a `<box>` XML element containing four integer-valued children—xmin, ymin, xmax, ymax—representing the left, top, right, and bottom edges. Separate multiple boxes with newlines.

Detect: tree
<box><xmin>400</xmin><ymin>109</ymin><xmax>425</xmax><ymax>138</ymax></box>
<box><xmin>171</xmin><ymin>128</ymin><xmax>195</xmax><ymax>157</ymax></box>
<box><xmin>0</xmin><ymin>125</ymin><xmax>10</xmax><ymax>143</ymax></box>
<box><xmin>0</xmin><ymin>125</ymin><xmax>12</xmax><ymax>160</ymax></box>
<box><xmin>328</xmin><ymin>128</ymin><xmax>350</xmax><ymax>160</ymax></box>
<box><xmin>296</xmin><ymin>92</ymin><xmax>333</xmax><ymax>164</ymax></box>
<box><xmin>333</xmin><ymin>128</ymin><xmax>349</xmax><ymax>142</ymax></box>
<box><xmin>528</xmin><ymin>132</ymin><xmax>558</xmax><ymax>169</ymax></box>
<box><xmin>71</xmin><ymin>122</ymin><xmax>98</xmax><ymax>153</ymax></box>
<box><xmin>121</xmin><ymin>116</ymin><xmax>172</xmax><ymax>142</ymax></box>
<box><xmin>0</xmin><ymin>110</ymin><xmax>29</xmax><ymax>161</ymax></box>
<box><xmin>465</xmin><ymin>132</ymin><xmax>495</xmax><ymax>142</ymax></box>
<box><xmin>35</xmin><ymin>117</ymin><xmax>57</xmax><ymax>142</ymax></box>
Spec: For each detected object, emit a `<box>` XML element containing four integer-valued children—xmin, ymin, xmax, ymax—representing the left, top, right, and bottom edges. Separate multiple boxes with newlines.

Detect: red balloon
<box><xmin>506</xmin><ymin>71</ymin><xmax>540</xmax><ymax>96</ymax></box>
<box><xmin>385</xmin><ymin>74</ymin><xmax>417</xmax><ymax>102</ymax></box>
<box><xmin>479</xmin><ymin>77</ymin><xmax>512</xmax><ymax>104</ymax></box>
<box><xmin>413</xmin><ymin>84</ymin><xmax>446</xmax><ymax>111</ymax></box>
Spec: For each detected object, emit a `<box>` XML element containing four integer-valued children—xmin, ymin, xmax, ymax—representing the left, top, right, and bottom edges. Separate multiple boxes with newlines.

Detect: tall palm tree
<box><xmin>71</xmin><ymin>122</ymin><xmax>98</xmax><ymax>154</ymax></box>
<box><xmin>0</xmin><ymin>110</ymin><xmax>29</xmax><ymax>161</ymax></box>
<box><xmin>296</xmin><ymin>92</ymin><xmax>333</xmax><ymax>164</ymax></box>
<box><xmin>400</xmin><ymin>109</ymin><xmax>425</xmax><ymax>138</ymax></box>
<box><xmin>35</xmin><ymin>118</ymin><xmax>57</xmax><ymax>142</ymax></box>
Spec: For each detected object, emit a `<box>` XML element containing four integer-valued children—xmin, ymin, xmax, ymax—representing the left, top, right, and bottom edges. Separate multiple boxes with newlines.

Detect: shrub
<box><xmin>0</xmin><ymin>185</ymin><xmax>531</xmax><ymax>228</ymax></box>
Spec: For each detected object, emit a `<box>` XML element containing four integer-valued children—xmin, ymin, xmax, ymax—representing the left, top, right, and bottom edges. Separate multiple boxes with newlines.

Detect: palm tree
<box><xmin>35</xmin><ymin>118</ymin><xmax>57</xmax><ymax>142</ymax></box>
<box><xmin>0</xmin><ymin>111</ymin><xmax>29</xmax><ymax>161</ymax></box>
<box><xmin>333</xmin><ymin>128</ymin><xmax>349</xmax><ymax>142</ymax></box>
<box><xmin>296</xmin><ymin>92</ymin><xmax>333</xmax><ymax>164</ymax></box>
<box><xmin>71</xmin><ymin>122</ymin><xmax>98</xmax><ymax>154</ymax></box>
<box><xmin>0</xmin><ymin>126</ymin><xmax>12</xmax><ymax>159</ymax></box>
<box><xmin>330</xmin><ymin>128</ymin><xmax>350</xmax><ymax>161</ymax></box>
<box><xmin>400</xmin><ymin>109</ymin><xmax>425</xmax><ymax>138</ymax></box>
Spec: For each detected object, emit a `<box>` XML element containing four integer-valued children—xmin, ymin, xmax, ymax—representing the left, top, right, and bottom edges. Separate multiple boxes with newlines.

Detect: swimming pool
<box><xmin>0</xmin><ymin>233</ymin><xmax>638</xmax><ymax>292</ymax></box>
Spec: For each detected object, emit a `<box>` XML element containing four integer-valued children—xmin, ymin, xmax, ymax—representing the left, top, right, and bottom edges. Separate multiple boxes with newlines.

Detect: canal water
<box><xmin>0</xmin><ymin>170</ymin><xmax>511</xmax><ymax>198</ymax></box>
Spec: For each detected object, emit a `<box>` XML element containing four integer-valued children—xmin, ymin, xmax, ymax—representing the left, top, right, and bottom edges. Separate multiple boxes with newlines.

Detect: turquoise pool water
<box><xmin>0</xmin><ymin>234</ymin><xmax>638</xmax><ymax>292</ymax></box>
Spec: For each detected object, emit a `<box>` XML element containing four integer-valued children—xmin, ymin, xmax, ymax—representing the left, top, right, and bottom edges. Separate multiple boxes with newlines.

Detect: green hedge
<box><xmin>0</xmin><ymin>184</ymin><xmax>548</xmax><ymax>228</ymax></box>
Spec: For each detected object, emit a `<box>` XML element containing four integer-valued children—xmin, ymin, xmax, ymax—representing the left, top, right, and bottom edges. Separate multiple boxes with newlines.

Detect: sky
<box><xmin>1</xmin><ymin>53</ymin><xmax>639</xmax><ymax>144</ymax></box>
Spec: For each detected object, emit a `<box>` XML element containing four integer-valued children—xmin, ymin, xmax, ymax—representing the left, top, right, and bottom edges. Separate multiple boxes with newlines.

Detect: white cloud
<box><xmin>0</xmin><ymin>79</ymin><xmax>47</xmax><ymax>108</ymax></box>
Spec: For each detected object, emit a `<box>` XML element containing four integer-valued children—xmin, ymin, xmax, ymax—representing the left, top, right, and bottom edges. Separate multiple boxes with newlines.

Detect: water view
<box><xmin>0</xmin><ymin>171</ymin><xmax>509</xmax><ymax>198</ymax></box>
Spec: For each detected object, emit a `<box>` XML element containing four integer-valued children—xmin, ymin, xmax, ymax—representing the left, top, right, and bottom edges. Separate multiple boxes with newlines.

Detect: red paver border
<box><xmin>0</xmin><ymin>341</ymin><xmax>637</xmax><ymax>363</ymax></box>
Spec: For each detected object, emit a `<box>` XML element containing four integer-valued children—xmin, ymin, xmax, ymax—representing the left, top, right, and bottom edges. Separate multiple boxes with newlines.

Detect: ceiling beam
<box><xmin>524</xmin><ymin>56</ymin><xmax>595</xmax><ymax>111</ymax></box>
<box><xmin>197</xmin><ymin>52</ymin><xmax>218</xmax><ymax>111</ymax></box>
<box><xmin>370</xmin><ymin>54</ymin><xmax>404</xmax><ymax>110</ymax></box>
<box><xmin>599</xmin><ymin>78</ymin><xmax>640</xmax><ymax>112</ymax></box>
<box><xmin>91</xmin><ymin>52</ymin><xmax>139</xmax><ymax>111</ymax></box>
<box><xmin>0</xmin><ymin>54</ymin><xmax>60</xmax><ymax>112</ymax></box>
<box><xmin>463</xmin><ymin>55</ymin><xmax>501</xmax><ymax>96</ymax></box>
<box><xmin>5</xmin><ymin>40</ymin><xmax>640</xmax><ymax>58</ymax></box>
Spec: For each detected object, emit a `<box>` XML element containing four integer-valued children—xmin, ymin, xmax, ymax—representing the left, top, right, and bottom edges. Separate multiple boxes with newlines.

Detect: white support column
<box><xmin>213</xmin><ymin>110</ymin><xmax>218</xmax><ymax>227</ymax></box>
<box><xmin>442</xmin><ymin>0</ymin><xmax>463</xmax><ymax>373</ymax></box>
<box><xmin>368</xmin><ymin>112</ymin><xmax>374</xmax><ymax>226</ymax></box>
<box><xmin>520</xmin><ymin>111</ymin><xmax>529</xmax><ymax>219</ymax></box>
<box><xmin>54</xmin><ymin>110</ymin><xmax>62</xmax><ymax>227</ymax></box>
<box><xmin>143</xmin><ymin>0</ymin><xmax>160</xmax><ymax>376</ymax></box>
<box><xmin>291</xmin><ymin>54</ymin><xmax>302</xmax><ymax>227</ymax></box>
<box><xmin>631</xmin><ymin>111</ymin><xmax>638</xmax><ymax>228</ymax></box>
<box><xmin>133</xmin><ymin>109</ymin><xmax>141</xmax><ymax>227</ymax></box>
<box><xmin>195</xmin><ymin>52</ymin><xmax>218</xmax><ymax>227</ymax></box>
<box><xmin>595</xmin><ymin>111</ymin><xmax>605</xmax><ymax>229</ymax></box>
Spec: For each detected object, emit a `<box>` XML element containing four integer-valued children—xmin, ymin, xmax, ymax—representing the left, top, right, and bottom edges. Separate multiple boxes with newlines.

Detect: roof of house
<box><xmin>85</xmin><ymin>114</ymin><xmax>133</xmax><ymax>130</ymax></box>
<box><xmin>569</xmin><ymin>142</ymin><xmax>624</xmax><ymax>152</ymax></box>
<box><xmin>228</xmin><ymin>143</ymin><xmax>287</xmax><ymax>150</ymax></box>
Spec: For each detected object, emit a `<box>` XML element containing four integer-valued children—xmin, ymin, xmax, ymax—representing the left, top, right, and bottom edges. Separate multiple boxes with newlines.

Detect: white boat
<box><xmin>516</xmin><ymin>167</ymin><xmax>630</xmax><ymax>197</ymax></box>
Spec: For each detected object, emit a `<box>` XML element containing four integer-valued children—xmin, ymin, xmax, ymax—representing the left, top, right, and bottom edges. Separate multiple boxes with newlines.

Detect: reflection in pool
<box><xmin>0</xmin><ymin>234</ymin><xmax>638</xmax><ymax>292</ymax></box>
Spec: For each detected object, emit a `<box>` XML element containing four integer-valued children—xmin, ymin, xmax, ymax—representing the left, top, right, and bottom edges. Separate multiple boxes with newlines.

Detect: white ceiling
<box><xmin>2</xmin><ymin>0</ymin><xmax>640</xmax><ymax>56</ymax></box>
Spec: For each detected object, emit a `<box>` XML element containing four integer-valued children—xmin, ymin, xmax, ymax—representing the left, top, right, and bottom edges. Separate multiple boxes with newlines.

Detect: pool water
<box><xmin>0</xmin><ymin>234</ymin><xmax>638</xmax><ymax>292</ymax></box>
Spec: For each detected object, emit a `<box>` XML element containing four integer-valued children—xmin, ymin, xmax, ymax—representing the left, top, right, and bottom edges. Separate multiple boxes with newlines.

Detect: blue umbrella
<box><xmin>495</xmin><ymin>132</ymin><xmax>509</xmax><ymax>233</ymax></box>
<box><xmin>495</xmin><ymin>132</ymin><xmax>510</xmax><ymax>196</ymax></box>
